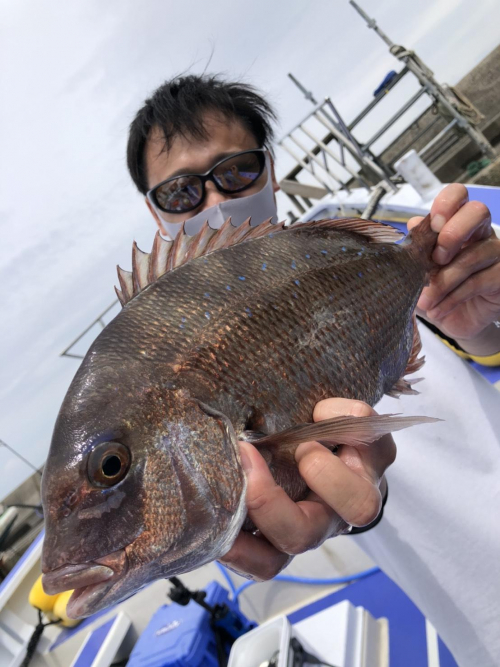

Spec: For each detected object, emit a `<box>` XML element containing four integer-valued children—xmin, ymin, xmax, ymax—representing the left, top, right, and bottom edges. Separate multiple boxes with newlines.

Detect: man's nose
<box><xmin>202</xmin><ymin>182</ymin><xmax>232</xmax><ymax>210</ymax></box>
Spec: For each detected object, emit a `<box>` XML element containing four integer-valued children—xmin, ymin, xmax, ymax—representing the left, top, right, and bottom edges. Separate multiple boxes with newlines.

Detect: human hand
<box><xmin>219</xmin><ymin>398</ymin><xmax>396</xmax><ymax>580</ymax></box>
<box><xmin>408</xmin><ymin>183</ymin><xmax>500</xmax><ymax>347</ymax></box>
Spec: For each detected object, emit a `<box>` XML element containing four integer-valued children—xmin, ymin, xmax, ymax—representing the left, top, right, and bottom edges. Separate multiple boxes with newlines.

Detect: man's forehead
<box><xmin>144</xmin><ymin>112</ymin><xmax>259</xmax><ymax>187</ymax></box>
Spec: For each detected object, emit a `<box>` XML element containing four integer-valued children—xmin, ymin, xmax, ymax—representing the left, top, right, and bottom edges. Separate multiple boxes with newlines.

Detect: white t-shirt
<box><xmin>354</xmin><ymin>324</ymin><xmax>500</xmax><ymax>667</ymax></box>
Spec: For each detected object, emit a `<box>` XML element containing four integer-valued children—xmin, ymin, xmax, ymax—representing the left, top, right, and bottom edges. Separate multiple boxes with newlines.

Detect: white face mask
<box><xmin>151</xmin><ymin>154</ymin><xmax>278</xmax><ymax>239</ymax></box>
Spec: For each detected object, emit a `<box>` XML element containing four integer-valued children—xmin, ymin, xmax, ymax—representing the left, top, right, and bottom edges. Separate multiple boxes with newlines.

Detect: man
<box><xmin>127</xmin><ymin>75</ymin><xmax>500</xmax><ymax>665</ymax></box>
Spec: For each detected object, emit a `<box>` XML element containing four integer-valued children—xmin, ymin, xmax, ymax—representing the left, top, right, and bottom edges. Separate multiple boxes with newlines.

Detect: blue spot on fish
<box><xmin>358</xmin><ymin>272</ymin><xmax>363</xmax><ymax>278</ymax></box>
<box><xmin>341</xmin><ymin>246</ymin><xmax>346</xmax><ymax>252</ymax></box>
<box><xmin>357</xmin><ymin>251</ymin><xmax>363</xmax><ymax>256</ymax></box>
<box><xmin>181</xmin><ymin>317</ymin><xmax>186</xmax><ymax>322</ymax></box>
<box><xmin>205</xmin><ymin>311</ymin><xmax>211</xmax><ymax>319</ymax></box>
<box><xmin>239</xmin><ymin>276</ymin><xmax>246</xmax><ymax>281</ymax></box>
<box><xmin>291</xmin><ymin>260</ymin><xmax>297</xmax><ymax>269</ymax></box>
<box><xmin>294</xmin><ymin>279</ymin><xmax>300</xmax><ymax>286</ymax></box>
<box><xmin>179</xmin><ymin>324</ymin><xmax>185</xmax><ymax>329</ymax></box>
<box><xmin>261</xmin><ymin>263</ymin><xmax>267</xmax><ymax>271</ymax></box>
<box><xmin>226</xmin><ymin>285</ymin><xmax>231</xmax><ymax>291</ymax></box>
<box><xmin>305</xmin><ymin>254</ymin><xmax>311</xmax><ymax>259</ymax></box>
<box><xmin>245</xmin><ymin>307</ymin><xmax>252</xmax><ymax>317</ymax></box>
<box><xmin>321</xmin><ymin>250</ymin><xmax>328</xmax><ymax>255</ymax></box>
<box><xmin>293</xmin><ymin>292</ymin><xmax>298</xmax><ymax>299</ymax></box>
<box><xmin>204</xmin><ymin>292</ymin><xmax>210</xmax><ymax>298</ymax></box>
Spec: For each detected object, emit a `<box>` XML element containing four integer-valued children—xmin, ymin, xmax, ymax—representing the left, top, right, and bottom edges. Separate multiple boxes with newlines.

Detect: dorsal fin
<box><xmin>115</xmin><ymin>267</ymin><xmax>134</xmax><ymax>306</ymax></box>
<box><xmin>115</xmin><ymin>216</ymin><xmax>403</xmax><ymax>307</ymax></box>
<box><xmin>300</xmin><ymin>217</ymin><xmax>404</xmax><ymax>243</ymax></box>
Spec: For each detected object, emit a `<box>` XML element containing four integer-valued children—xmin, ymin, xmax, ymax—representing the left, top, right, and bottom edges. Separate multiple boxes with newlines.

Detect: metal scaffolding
<box><xmin>60</xmin><ymin>2</ymin><xmax>497</xmax><ymax>360</ymax></box>
<box><xmin>279</xmin><ymin>1</ymin><xmax>495</xmax><ymax>215</ymax></box>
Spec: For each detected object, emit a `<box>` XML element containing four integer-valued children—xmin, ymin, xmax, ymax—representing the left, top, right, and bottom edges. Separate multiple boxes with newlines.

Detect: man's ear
<box><xmin>269</xmin><ymin>156</ymin><xmax>280</xmax><ymax>194</ymax></box>
<box><xmin>146</xmin><ymin>197</ymin><xmax>163</xmax><ymax>231</ymax></box>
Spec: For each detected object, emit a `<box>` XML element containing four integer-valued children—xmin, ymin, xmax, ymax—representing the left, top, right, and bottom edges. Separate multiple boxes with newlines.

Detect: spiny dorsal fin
<box><xmin>115</xmin><ymin>216</ymin><xmax>402</xmax><ymax>307</ymax></box>
<box><xmin>149</xmin><ymin>232</ymin><xmax>172</xmax><ymax>283</ymax></box>
<box><xmin>115</xmin><ymin>267</ymin><xmax>134</xmax><ymax>306</ymax></box>
<box><xmin>116</xmin><ymin>217</ymin><xmax>284</xmax><ymax>306</ymax></box>
<box><xmin>132</xmin><ymin>242</ymin><xmax>150</xmax><ymax>294</ymax></box>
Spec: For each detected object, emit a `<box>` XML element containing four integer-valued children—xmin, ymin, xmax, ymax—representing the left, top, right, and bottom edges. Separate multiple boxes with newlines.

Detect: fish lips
<box><xmin>42</xmin><ymin>549</ymin><xmax>128</xmax><ymax>619</ymax></box>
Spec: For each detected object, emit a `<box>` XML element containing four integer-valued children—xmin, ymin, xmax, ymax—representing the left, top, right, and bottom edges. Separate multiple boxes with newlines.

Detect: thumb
<box><xmin>406</xmin><ymin>215</ymin><xmax>424</xmax><ymax>232</ymax></box>
<box><xmin>238</xmin><ymin>440</ymin><xmax>273</xmax><ymax>483</ymax></box>
<box><xmin>311</xmin><ymin>398</ymin><xmax>396</xmax><ymax>485</ymax></box>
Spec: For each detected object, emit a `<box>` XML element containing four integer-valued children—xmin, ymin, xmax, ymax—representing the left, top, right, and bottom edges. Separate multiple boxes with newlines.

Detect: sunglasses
<box><xmin>147</xmin><ymin>149</ymin><xmax>267</xmax><ymax>215</ymax></box>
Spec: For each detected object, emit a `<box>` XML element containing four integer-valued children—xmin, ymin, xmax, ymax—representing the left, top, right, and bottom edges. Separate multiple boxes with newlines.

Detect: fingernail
<box><xmin>219</xmin><ymin>562</ymin><xmax>254</xmax><ymax>580</ymax></box>
<box><xmin>431</xmin><ymin>214</ymin><xmax>447</xmax><ymax>233</ymax></box>
<box><xmin>433</xmin><ymin>246</ymin><xmax>449</xmax><ymax>264</ymax></box>
<box><xmin>418</xmin><ymin>294</ymin><xmax>433</xmax><ymax>311</ymax></box>
<box><xmin>240</xmin><ymin>449</ymin><xmax>253</xmax><ymax>473</ymax></box>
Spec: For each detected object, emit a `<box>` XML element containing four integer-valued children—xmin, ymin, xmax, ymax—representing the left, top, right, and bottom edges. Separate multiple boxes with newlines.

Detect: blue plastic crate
<box><xmin>128</xmin><ymin>581</ymin><xmax>252</xmax><ymax>667</ymax></box>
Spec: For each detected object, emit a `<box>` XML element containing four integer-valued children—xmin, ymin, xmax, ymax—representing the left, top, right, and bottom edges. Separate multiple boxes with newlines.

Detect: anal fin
<box><xmin>389</xmin><ymin>314</ymin><xmax>426</xmax><ymax>398</ymax></box>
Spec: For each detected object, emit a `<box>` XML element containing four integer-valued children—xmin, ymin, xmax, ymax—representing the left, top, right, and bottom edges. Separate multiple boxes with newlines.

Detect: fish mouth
<box><xmin>42</xmin><ymin>549</ymin><xmax>128</xmax><ymax>619</ymax></box>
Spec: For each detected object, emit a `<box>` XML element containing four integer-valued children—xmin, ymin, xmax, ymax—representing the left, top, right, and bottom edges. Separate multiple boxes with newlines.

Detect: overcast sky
<box><xmin>1</xmin><ymin>0</ymin><xmax>499</xmax><ymax>498</ymax></box>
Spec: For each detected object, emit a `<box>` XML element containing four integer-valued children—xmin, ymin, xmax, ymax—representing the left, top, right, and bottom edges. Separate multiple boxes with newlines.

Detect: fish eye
<box><xmin>87</xmin><ymin>441</ymin><xmax>131</xmax><ymax>488</ymax></box>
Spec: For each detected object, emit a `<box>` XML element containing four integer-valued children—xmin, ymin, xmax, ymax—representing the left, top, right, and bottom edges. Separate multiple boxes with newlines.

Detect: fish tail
<box><xmin>403</xmin><ymin>213</ymin><xmax>438</xmax><ymax>271</ymax></box>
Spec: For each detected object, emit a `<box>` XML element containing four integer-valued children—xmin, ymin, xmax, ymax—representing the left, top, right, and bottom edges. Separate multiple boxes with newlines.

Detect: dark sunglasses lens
<box><xmin>213</xmin><ymin>152</ymin><xmax>264</xmax><ymax>192</ymax></box>
<box><xmin>155</xmin><ymin>175</ymin><xmax>203</xmax><ymax>213</ymax></box>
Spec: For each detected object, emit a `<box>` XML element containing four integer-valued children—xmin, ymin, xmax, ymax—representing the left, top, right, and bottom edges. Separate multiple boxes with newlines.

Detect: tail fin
<box><xmin>403</xmin><ymin>213</ymin><xmax>438</xmax><ymax>271</ymax></box>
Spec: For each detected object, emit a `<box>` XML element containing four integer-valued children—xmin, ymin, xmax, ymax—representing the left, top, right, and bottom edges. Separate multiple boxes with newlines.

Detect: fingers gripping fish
<box><xmin>41</xmin><ymin>215</ymin><xmax>440</xmax><ymax>618</ymax></box>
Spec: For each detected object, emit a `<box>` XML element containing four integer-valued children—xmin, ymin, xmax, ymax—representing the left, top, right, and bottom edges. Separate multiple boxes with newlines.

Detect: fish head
<box><xmin>41</xmin><ymin>360</ymin><xmax>246</xmax><ymax>618</ymax></box>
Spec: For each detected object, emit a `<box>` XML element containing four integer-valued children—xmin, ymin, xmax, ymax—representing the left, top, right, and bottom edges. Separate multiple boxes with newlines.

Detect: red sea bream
<box><xmin>41</xmin><ymin>215</ymin><xmax>439</xmax><ymax>617</ymax></box>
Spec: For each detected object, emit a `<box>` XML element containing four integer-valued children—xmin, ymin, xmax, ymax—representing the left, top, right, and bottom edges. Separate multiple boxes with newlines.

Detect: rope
<box><xmin>20</xmin><ymin>609</ymin><xmax>60</xmax><ymax>667</ymax></box>
<box><xmin>389</xmin><ymin>45</ymin><xmax>434</xmax><ymax>78</ymax></box>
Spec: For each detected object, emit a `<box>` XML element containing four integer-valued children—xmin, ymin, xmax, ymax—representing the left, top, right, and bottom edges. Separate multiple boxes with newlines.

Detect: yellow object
<box><xmin>469</xmin><ymin>350</ymin><xmax>500</xmax><ymax>367</ymax></box>
<box><xmin>28</xmin><ymin>575</ymin><xmax>59</xmax><ymax>613</ymax></box>
<box><xmin>438</xmin><ymin>336</ymin><xmax>500</xmax><ymax>367</ymax></box>
<box><xmin>439</xmin><ymin>337</ymin><xmax>470</xmax><ymax>360</ymax></box>
<box><xmin>28</xmin><ymin>575</ymin><xmax>80</xmax><ymax>627</ymax></box>
<box><xmin>53</xmin><ymin>589</ymin><xmax>80</xmax><ymax>627</ymax></box>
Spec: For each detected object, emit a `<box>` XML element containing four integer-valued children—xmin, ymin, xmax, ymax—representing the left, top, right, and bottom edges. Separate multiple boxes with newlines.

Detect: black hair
<box><xmin>127</xmin><ymin>74</ymin><xmax>277</xmax><ymax>195</ymax></box>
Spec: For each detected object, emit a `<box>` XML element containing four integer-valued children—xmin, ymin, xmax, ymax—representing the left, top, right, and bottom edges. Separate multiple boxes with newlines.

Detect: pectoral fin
<box><xmin>252</xmin><ymin>414</ymin><xmax>441</xmax><ymax>450</ymax></box>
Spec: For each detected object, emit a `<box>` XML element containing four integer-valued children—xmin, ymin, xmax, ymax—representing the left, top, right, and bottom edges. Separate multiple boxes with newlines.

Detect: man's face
<box><xmin>144</xmin><ymin>112</ymin><xmax>279</xmax><ymax>230</ymax></box>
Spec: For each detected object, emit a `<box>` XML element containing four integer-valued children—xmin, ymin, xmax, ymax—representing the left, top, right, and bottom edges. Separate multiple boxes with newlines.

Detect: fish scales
<box><xmin>98</xmin><ymin>228</ymin><xmax>420</xmax><ymax>419</ymax></box>
<box><xmin>110</xmin><ymin>228</ymin><xmax>421</xmax><ymax>429</ymax></box>
<box><xmin>41</xmin><ymin>216</ymin><xmax>438</xmax><ymax>619</ymax></box>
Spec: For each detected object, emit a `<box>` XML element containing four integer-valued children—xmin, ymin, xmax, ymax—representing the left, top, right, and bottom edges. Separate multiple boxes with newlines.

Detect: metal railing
<box><xmin>61</xmin><ymin>299</ymin><xmax>120</xmax><ymax>360</ymax></box>
<box><xmin>279</xmin><ymin>1</ymin><xmax>495</xmax><ymax>215</ymax></box>
<box><xmin>278</xmin><ymin>97</ymin><xmax>397</xmax><ymax>213</ymax></box>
